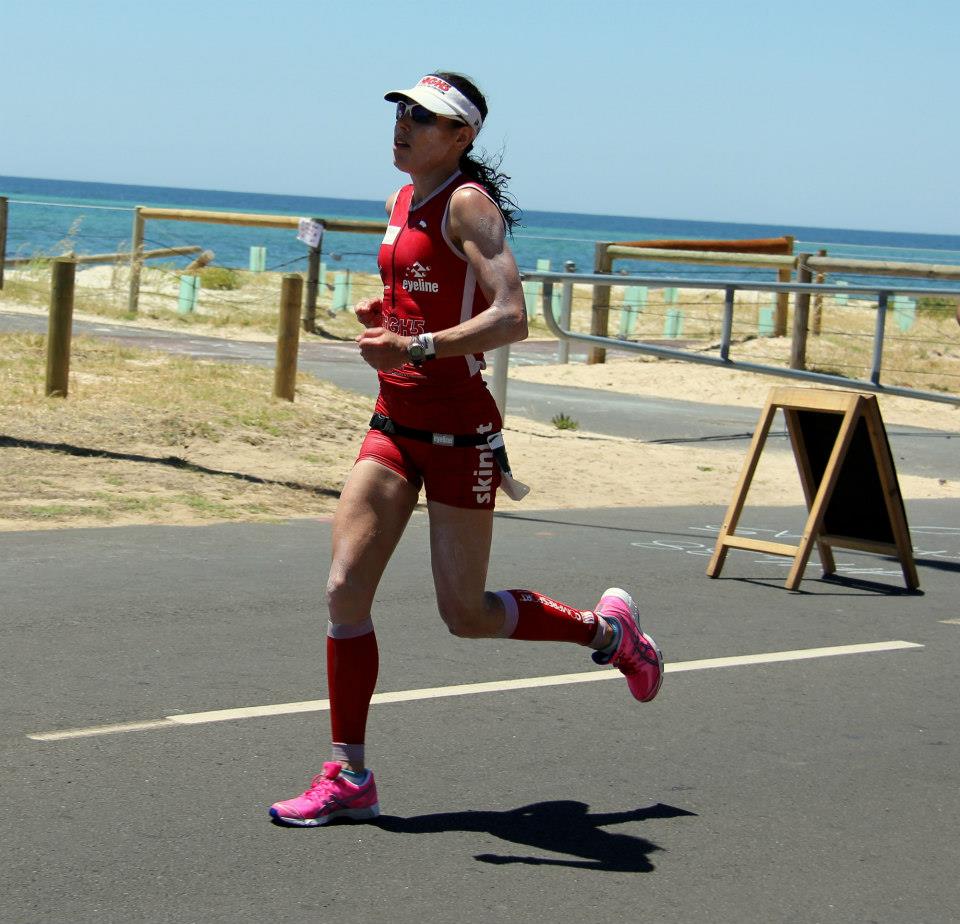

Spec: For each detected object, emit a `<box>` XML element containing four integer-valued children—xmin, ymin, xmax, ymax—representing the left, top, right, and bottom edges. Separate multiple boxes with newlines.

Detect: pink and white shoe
<box><xmin>591</xmin><ymin>587</ymin><xmax>664</xmax><ymax>702</ymax></box>
<box><xmin>269</xmin><ymin>762</ymin><xmax>380</xmax><ymax>827</ymax></box>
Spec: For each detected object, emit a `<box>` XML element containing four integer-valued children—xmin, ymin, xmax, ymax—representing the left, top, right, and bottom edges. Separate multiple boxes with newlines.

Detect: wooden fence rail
<box><xmin>4</xmin><ymin>245</ymin><xmax>202</xmax><ymax>268</ymax></box>
<box><xmin>127</xmin><ymin>206</ymin><xmax>386</xmax><ymax>330</ymax></box>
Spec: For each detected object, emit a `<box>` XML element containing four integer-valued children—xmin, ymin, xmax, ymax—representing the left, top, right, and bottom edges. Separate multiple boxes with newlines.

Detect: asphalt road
<box><xmin>3</xmin><ymin>501</ymin><xmax>960</xmax><ymax>923</ymax></box>
<box><xmin>3</xmin><ymin>308</ymin><xmax>959</xmax><ymax>921</ymax></box>
<box><xmin>2</xmin><ymin>309</ymin><xmax>957</xmax><ymax>479</ymax></box>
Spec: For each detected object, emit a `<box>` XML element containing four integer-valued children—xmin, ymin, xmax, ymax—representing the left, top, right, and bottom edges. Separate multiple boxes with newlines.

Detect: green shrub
<box><xmin>197</xmin><ymin>267</ymin><xmax>242</xmax><ymax>290</ymax></box>
<box><xmin>916</xmin><ymin>295</ymin><xmax>959</xmax><ymax>318</ymax></box>
<box><xmin>551</xmin><ymin>412</ymin><xmax>579</xmax><ymax>431</ymax></box>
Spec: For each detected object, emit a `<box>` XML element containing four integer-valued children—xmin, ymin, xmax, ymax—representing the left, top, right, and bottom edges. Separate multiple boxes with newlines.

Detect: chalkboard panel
<box><xmin>795</xmin><ymin>411</ymin><xmax>895</xmax><ymax>544</ymax></box>
<box><xmin>708</xmin><ymin>387</ymin><xmax>918</xmax><ymax>591</ymax></box>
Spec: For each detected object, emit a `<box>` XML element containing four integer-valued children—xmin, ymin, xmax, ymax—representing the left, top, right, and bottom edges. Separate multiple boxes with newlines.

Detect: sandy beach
<box><xmin>502</xmin><ymin>355</ymin><xmax>959</xmax><ymax>511</ymax></box>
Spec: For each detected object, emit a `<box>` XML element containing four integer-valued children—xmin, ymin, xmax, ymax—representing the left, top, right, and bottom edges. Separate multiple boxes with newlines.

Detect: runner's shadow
<box><xmin>375</xmin><ymin>800</ymin><xmax>696</xmax><ymax>872</ymax></box>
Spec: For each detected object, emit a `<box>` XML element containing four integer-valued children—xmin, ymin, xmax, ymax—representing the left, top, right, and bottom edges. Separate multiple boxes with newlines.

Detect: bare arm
<box><xmin>435</xmin><ymin>186</ymin><xmax>528</xmax><ymax>355</ymax></box>
<box><xmin>356</xmin><ymin>187</ymin><xmax>527</xmax><ymax>370</ymax></box>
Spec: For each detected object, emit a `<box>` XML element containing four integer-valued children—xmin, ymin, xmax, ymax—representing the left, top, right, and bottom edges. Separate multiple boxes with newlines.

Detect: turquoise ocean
<box><xmin>3</xmin><ymin>175</ymin><xmax>960</xmax><ymax>291</ymax></box>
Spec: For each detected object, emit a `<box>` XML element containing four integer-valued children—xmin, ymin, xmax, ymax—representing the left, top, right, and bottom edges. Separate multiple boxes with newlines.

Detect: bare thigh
<box><xmin>327</xmin><ymin>459</ymin><xmax>420</xmax><ymax>626</ymax></box>
<box><xmin>427</xmin><ymin>499</ymin><xmax>504</xmax><ymax>638</ymax></box>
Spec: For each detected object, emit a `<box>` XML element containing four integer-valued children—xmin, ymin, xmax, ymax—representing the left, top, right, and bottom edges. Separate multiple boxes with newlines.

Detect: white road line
<box><xmin>28</xmin><ymin>640</ymin><xmax>922</xmax><ymax>742</ymax></box>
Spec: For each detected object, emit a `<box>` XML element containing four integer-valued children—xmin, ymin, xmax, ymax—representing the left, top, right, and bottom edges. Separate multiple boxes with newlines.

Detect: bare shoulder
<box><xmin>449</xmin><ymin>184</ymin><xmax>501</xmax><ymax>219</ymax></box>
<box><xmin>448</xmin><ymin>186</ymin><xmax>506</xmax><ymax>256</ymax></box>
<box><xmin>385</xmin><ymin>189</ymin><xmax>401</xmax><ymax>215</ymax></box>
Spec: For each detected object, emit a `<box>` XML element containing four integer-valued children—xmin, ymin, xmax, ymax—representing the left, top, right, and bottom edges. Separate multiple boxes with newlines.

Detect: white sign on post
<box><xmin>297</xmin><ymin>218</ymin><xmax>323</xmax><ymax>249</ymax></box>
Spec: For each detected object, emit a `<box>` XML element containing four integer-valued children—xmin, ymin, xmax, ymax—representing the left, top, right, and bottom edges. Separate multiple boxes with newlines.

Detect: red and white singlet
<box><xmin>375</xmin><ymin>170</ymin><xmax>501</xmax><ymax>433</ymax></box>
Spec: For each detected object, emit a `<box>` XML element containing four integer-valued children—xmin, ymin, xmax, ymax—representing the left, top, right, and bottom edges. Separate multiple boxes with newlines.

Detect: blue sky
<box><xmin>4</xmin><ymin>0</ymin><xmax>957</xmax><ymax>233</ymax></box>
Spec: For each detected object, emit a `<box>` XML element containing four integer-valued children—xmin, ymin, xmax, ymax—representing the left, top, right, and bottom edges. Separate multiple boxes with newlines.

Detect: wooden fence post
<box><xmin>303</xmin><ymin>219</ymin><xmax>323</xmax><ymax>334</ymax></box>
<box><xmin>184</xmin><ymin>249</ymin><xmax>214</xmax><ymax>272</ymax></box>
<box><xmin>557</xmin><ymin>262</ymin><xmax>576</xmax><ymax>364</ymax></box>
<box><xmin>0</xmin><ymin>196</ymin><xmax>8</xmax><ymax>290</ymax></box>
<box><xmin>275</xmin><ymin>274</ymin><xmax>303</xmax><ymax>401</ymax></box>
<box><xmin>774</xmin><ymin>235</ymin><xmax>794</xmax><ymax>337</ymax></box>
<box><xmin>811</xmin><ymin>248</ymin><xmax>827</xmax><ymax>335</ymax></box>
<box><xmin>46</xmin><ymin>258</ymin><xmax>76</xmax><ymax>397</ymax></box>
<box><xmin>588</xmin><ymin>242</ymin><xmax>612</xmax><ymax>364</ymax></box>
<box><xmin>127</xmin><ymin>206</ymin><xmax>144</xmax><ymax>313</ymax></box>
<box><xmin>790</xmin><ymin>254</ymin><xmax>813</xmax><ymax>370</ymax></box>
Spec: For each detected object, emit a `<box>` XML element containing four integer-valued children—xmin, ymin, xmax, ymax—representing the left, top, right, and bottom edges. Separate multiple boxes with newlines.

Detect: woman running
<box><xmin>270</xmin><ymin>71</ymin><xmax>663</xmax><ymax>826</ymax></box>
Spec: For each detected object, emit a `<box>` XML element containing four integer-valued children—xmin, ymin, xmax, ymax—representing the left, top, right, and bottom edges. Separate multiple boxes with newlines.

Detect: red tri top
<box><xmin>376</xmin><ymin>170</ymin><xmax>501</xmax><ymax>429</ymax></box>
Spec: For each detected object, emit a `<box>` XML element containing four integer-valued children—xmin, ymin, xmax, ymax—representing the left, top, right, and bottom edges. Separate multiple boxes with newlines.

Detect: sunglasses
<box><xmin>395</xmin><ymin>100</ymin><xmax>463</xmax><ymax>127</ymax></box>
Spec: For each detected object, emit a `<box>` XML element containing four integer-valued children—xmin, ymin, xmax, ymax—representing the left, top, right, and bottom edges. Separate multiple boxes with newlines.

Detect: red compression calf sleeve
<box><xmin>495</xmin><ymin>590</ymin><xmax>603</xmax><ymax>646</ymax></box>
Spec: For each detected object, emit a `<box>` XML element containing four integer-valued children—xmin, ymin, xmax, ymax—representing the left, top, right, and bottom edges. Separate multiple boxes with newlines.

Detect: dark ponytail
<box><xmin>433</xmin><ymin>70</ymin><xmax>521</xmax><ymax>233</ymax></box>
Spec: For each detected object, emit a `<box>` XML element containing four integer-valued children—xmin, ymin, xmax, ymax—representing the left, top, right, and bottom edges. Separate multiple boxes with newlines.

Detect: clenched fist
<box><xmin>354</xmin><ymin>297</ymin><xmax>383</xmax><ymax>329</ymax></box>
<box><xmin>356</xmin><ymin>327</ymin><xmax>410</xmax><ymax>371</ymax></box>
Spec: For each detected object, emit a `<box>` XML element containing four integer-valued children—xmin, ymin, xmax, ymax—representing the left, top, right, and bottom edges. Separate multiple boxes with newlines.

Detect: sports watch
<box><xmin>407</xmin><ymin>333</ymin><xmax>436</xmax><ymax>367</ymax></box>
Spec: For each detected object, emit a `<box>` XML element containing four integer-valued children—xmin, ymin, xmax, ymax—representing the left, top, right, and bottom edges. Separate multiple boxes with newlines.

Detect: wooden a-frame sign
<box><xmin>707</xmin><ymin>387</ymin><xmax>918</xmax><ymax>591</ymax></box>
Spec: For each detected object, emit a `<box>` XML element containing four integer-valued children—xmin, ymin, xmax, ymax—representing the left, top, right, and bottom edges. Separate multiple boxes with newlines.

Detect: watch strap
<box><xmin>409</xmin><ymin>332</ymin><xmax>436</xmax><ymax>366</ymax></box>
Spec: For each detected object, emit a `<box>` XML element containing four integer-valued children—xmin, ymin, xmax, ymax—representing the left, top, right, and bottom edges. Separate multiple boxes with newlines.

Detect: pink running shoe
<box><xmin>269</xmin><ymin>762</ymin><xmax>380</xmax><ymax>827</ymax></box>
<box><xmin>591</xmin><ymin>587</ymin><xmax>664</xmax><ymax>702</ymax></box>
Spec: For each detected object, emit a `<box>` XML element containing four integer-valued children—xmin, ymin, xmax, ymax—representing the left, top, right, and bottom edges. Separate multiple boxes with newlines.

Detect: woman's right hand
<box><xmin>355</xmin><ymin>297</ymin><xmax>383</xmax><ymax>329</ymax></box>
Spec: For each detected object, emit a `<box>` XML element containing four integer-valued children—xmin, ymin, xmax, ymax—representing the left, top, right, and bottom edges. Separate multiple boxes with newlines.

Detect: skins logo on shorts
<box><xmin>402</xmin><ymin>262</ymin><xmax>439</xmax><ymax>293</ymax></box>
<box><xmin>473</xmin><ymin>422</ymin><xmax>494</xmax><ymax>504</ymax></box>
<box><xmin>473</xmin><ymin>445</ymin><xmax>494</xmax><ymax>504</ymax></box>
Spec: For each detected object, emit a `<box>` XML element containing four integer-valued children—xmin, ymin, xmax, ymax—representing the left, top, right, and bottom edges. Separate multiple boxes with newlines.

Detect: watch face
<box><xmin>409</xmin><ymin>342</ymin><xmax>426</xmax><ymax>363</ymax></box>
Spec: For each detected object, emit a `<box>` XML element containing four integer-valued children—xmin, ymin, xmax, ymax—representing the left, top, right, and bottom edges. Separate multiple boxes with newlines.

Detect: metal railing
<box><xmin>510</xmin><ymin>271</ymin><xmax>960</xmax><ymax>409</ymax></box>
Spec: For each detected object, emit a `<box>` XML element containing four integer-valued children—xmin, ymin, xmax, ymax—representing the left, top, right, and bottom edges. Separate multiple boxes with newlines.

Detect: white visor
<box><xmin>385</xmin><ymin>75</ymin><xmax>484</xmax><ymax>136</ymax></box>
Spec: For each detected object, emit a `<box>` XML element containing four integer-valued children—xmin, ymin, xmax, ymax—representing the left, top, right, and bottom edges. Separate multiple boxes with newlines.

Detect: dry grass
<box><xmin>0</xmin><ymin>332</ymin><xmax>371</xmax><ymax>530</ymax></box>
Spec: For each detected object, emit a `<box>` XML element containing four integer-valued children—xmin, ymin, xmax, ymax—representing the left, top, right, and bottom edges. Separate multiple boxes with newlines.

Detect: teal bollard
<box><xmin>522</xmin><ymin>280</ymin><xmax>537</xmax><ymax>318</ymax></box>
<box><xmin>893</xmin><ymin>296</ymin><xmax>916</xmax><ymax>332</ymax></box>
<box><xmin>178</xmin><ymin>275</ymin><xmax>199</xmax><ymax>314</ymax></box>
<box><xmin>249</xmin><ymin>246</ymin><xmax>266</xmax><ymax>272</ymax></box>
<box><xmin>332</xmin><ymin>271</ymin><xmax>348</xmax><ymax>312</ymax></box>
<box><xmin>618</xmin><ymin>286</ymin><xmax>647</xmax><ymax>337</ymax></box>
<box><xmin>529</xmin><ymin>258</ymin><xmax>550</xmax><ymax>320</ymax></box>
<box><xmin>663</xmin><ymin>307</ymin><xmax>683</xmax><ymax>338</ymax></box>
<box><xmin>758</xmin><ymin>305</ymin><xmax>776</xmax><ymax>336</ymax></box>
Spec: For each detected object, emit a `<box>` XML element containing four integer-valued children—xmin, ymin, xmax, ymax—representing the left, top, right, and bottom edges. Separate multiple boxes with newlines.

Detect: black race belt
<box><xmin>368</xmin><ymin>413</ymin><xmax>530</xmax><ymax>502</ymax></box>
<box><xmin>369</xmin><ymin>412</ymin><xmax>493</xmax><ymax>447</ymax></box>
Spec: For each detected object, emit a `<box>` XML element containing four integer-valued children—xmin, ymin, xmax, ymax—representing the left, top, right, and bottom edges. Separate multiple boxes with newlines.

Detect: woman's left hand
<box><xmin>356</xmin><ymin>327</ymin><xmax>410</xmax><ymax>371</ymax></box>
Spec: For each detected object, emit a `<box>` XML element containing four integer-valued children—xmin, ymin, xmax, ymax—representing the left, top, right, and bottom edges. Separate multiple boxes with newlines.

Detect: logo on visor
<box><xmin>420</xmin><ymin>76</ymin><xmax>452</xmax><ymax>93</ymax></box>
<box><xmin>402</xmin><ymin>262</ymin><xmax>439</xmax><ymax>293</ymax></box>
